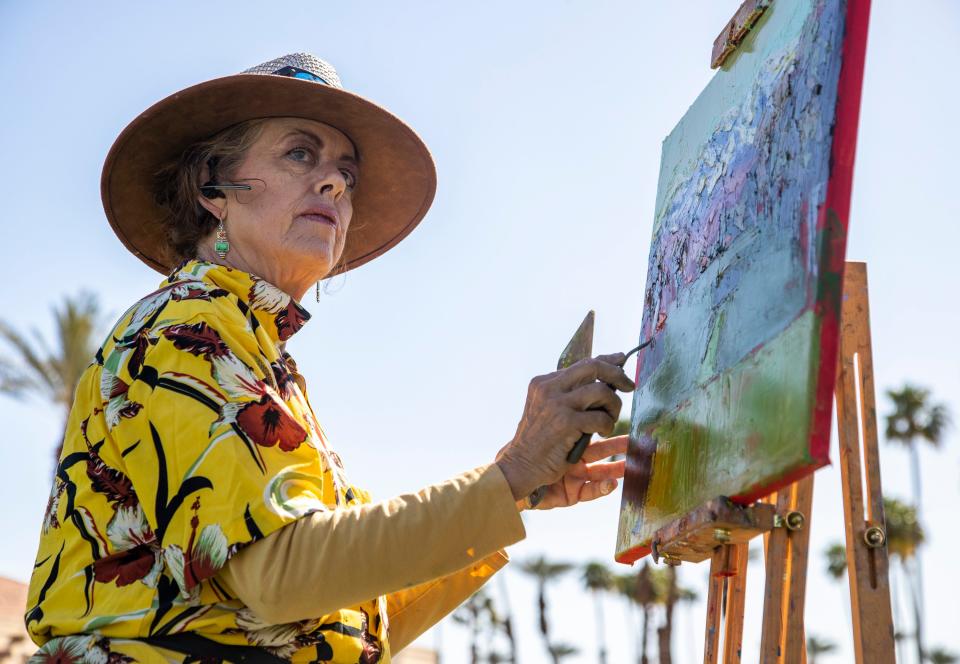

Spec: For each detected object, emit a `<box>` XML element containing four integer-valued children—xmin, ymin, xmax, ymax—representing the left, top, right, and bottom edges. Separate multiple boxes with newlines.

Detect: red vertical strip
<box><xmin>809</xmin><ymin>0</ymin><xmax>872</xmax><ymax>463</ymax></box>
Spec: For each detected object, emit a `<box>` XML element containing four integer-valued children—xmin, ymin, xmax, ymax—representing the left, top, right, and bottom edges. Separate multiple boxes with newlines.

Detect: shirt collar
<box><xmin>165</xmin><ymin>260</ymin><xmax>312</xmax><ymax>344</ymax></box>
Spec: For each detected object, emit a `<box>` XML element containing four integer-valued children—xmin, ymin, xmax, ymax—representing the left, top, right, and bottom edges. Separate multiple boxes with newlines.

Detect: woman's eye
<box><xmin>341</xmin><ymin>169</ymin><xmax>357</xmax><ymax>190</ymax></box>
<box><xmin>287</xmin><ymin>147</ymin><xmax>314</xmax><ymax>163</ymax></box>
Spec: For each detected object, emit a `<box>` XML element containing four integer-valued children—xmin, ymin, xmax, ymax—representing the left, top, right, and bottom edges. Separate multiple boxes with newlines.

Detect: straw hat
<box><xmin>101</xmin><ymin>53</ymin><xmax>436</xmax><ymax>274</ymax></box>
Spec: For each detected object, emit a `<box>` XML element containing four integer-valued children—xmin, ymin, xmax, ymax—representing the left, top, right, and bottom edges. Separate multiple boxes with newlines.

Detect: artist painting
<box><xmin>24</xmin><ymin>53</ymin><xmax>635</xmax><ymax>663</ymax></box>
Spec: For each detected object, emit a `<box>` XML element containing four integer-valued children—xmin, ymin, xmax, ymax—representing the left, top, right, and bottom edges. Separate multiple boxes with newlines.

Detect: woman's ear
<box><xmin>196</xmin><ymin>160</ymin><xmax>226</xmax><ymax>218</ymax></box>
<box><xmin>197</xmin><ymin>193</ymin><xmax>225</xmax><ymax>219</ymax></box>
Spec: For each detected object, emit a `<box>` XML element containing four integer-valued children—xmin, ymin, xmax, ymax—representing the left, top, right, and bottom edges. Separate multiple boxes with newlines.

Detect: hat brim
<box><xmin>101</xmin><ymin>73</ymin><xmax>437</xmax><ymax>274</ymax></box>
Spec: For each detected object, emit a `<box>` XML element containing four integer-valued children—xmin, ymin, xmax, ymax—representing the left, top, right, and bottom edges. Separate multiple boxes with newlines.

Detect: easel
<box><xmin>648</xmin><ymin>262</ymin><xmax>895</xmax><ymax>663</ymax></box>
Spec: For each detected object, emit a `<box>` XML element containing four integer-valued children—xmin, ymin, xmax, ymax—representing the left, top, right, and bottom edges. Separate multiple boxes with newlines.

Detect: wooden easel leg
<box><xmin>758</xmin><ymin>476</ymin><xmax>814</xmax><ymax>664</ymax></box>
<box><xmin>703</xmin><ymin>549</ymin><xmax>726</xmax><ymax>664</ymax></box>
<box><xmin>835</xmin><ymin>261</ymin><xmax>896</xmax><ymax>663</ymax></box>
<box><xmin>759</xmin><ymin>491</ymin><xmax>786</xmax><ymax>663</ymax></box>
<box><xmin>704</xmin><ymin>543</ymin><xmax>745</xmax><ymax>663</ymax></box>
<box><xmin>783</xmin><ymin>476</ymin><xmax>814</xmax><ymax>662</ymax></box>
<box><xmin>721</xmin><ymin>543</ymin><xmax>748</xmax><ymax>663</ymax></box>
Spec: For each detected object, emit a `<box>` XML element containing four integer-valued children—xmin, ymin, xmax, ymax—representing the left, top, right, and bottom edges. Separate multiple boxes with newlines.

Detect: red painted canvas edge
<box><xmin>615</xmin><ymin>0</ymin><xmax>872</xmax><ymax>567</ymax></box>
<box><xmin>806</xmin><ymin>0</ymin><xmax>871</xmax><ymax>466</ymax></box>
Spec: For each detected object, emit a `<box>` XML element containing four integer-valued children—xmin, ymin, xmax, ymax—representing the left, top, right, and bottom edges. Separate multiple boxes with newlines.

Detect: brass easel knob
<box><xmin>864</xmin><ymin>525</ymin><xmax>886</xmax><ymax>548</ymax></box>
<box><xmin>785</xmin><ymin>511</ymin><xmax>805</xmax><ymax>531</ymax></box>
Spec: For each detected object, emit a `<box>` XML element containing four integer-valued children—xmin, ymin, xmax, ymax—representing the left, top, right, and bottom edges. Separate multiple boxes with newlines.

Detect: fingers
<box><xmin>557</xmin><ymin>356</ymin><xmax>635</xmax><ymax>393</ymax></box>
<box><xmin>572</xmin><ymin>409</ymin><xmax>616</xmax><ymax>438</ymax></box>
<box><xmin>595</xmin><ymin>352</ymin><xmax>628</xmax><ymax>367</ymax></box>
<box><xmin>566</xmin><ymin>382</ymin><xmax>623</xmax><ymax>422</ymax></box>
<box><xmin>577</xmin><ymin>478</ymin><xmax>619</xmax><ymax>503</ymax></box>
<box><xmin>582</xmin><ymin>459</ymin><xmax>626</xmax><ymax>481</ymax></box>
<box><xmin>580</xmin><ymin>434</ymin><xmax>629</xmax><ymax>463</ymax></box>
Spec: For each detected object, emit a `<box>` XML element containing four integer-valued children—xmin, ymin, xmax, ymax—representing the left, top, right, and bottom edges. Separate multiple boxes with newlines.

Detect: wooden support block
<box><xmin>652</xmin><ymin>497</ymin><xmax>776</xmax><ymax>564</ymax></box>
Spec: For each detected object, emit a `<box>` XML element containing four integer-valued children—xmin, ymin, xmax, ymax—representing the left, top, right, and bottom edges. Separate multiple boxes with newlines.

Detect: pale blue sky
<box><xmin>1</xmin><ymin>2</ymin><xmax>958</xmax><ymax>662</ymax></box>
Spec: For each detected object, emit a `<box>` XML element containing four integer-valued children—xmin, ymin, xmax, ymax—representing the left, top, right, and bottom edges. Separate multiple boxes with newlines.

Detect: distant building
<box><xmin>394</xmin><ymin>646</ymin><xmax>439</xmax><ymax>664</ymax></box>
<box><xmin>0</xmin><ymin>577</ymin><xmax>30</xmax><ymax>663</ymax></box>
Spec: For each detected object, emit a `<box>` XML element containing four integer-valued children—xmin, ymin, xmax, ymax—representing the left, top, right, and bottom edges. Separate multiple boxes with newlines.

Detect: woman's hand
<box><xmin>521</xmin><ymin>434</ymin><xmax>628</xmax><ymax>510</ymax></box>
<box><xmin>495</xmin><ymin>353</ymin><xmax>635</xmax><ymax>503</ymax></box>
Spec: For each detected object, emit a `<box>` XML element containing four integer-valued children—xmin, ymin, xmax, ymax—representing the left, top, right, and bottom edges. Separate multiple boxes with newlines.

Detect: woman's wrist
<box><xmin>494</xmin><ymin>457</ymin><xmax>527</xmax><ymax>502</ymax></box>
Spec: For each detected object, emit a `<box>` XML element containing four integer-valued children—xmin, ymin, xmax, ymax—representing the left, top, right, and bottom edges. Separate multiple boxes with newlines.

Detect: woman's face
<box><xmin>198</xmin><ymin>117</ymin><xmax>359</xmax><ymax>300</ymax></box>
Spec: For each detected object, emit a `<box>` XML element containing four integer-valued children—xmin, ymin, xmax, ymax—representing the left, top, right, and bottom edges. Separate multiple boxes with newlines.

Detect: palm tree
<box><xmin>481</xmin><ymin>593</ymin><xmax>510</xmax><ymax>664</ymax></box>
<box><xmin>453</xmin><ymin>589</ymin><xmax>510</xmax><ymax>664</ymax></box>
<box><xmin>806</xmin><ymin>635</ymin><xmax>837</xmax><ymax>664</ymax></box>
<box><xmin>823</xmin><ymin>540</ymin><xmax>859</xmax><ymax>653</ymax></box>
<box><xmin>649</xmin><ymin>565</ymin><xmax>696</xmax><ymax>664</ymax></box>
<box><xmin>582</xmin><ymin>561</ymin><xmax>614</xmax><ymax>664</ymax></box>
<box><xmin>616</xmin><ymin>565</ymin><xmax>656</xmax><ymax>664</ymax></box>
<box><xmin>885</xmin><ymin>384</ymin><xmax>950</xmax><ymax>662</ymax></box>
<box><xmin>885</xmin><ymin>496</ymin><xmax>926</xmax><ymax>664</ymax></box>
<box><xmin>824</xmin><ymin>542</ymin><xmax>847</xmax><ymax>580</ymax></box>
<box><xmin>547</xmin><ymin>643</ymin><xmax>579</xmax><ymax>662</ymax></box>
<box><xmin>886</xmin><ymin>385</ymin><xmax>950</xmax><ymax>515</ymax></box>
<box><xmin>651</xmin><ymin>566</ymin><xmax>677</xmax><ymax>664</ymax></box>
<box><xmin>0</xmin><ymin>292</ymin><xmax>104</xmax><ymax>466</ymax></box>
<box><xmin>452</xmin><ymin>589</ymin><xmax>485</xmax><ymax>664</ymax></box>
<box><xmin>613</xmin><ymin>572</ymin><xmax>638</xmax><ymax>663</ymax></box>
<box><xmin>926</xmin><ymin>647</ymin><xmax>958</xmax><ymax>664</ymax></box>
<box><xmin>495</xmin><ymin>573</ymin><xmax>517</xmax><ymax>663</ymax></box>
<box><xmin>520</xmin><ymin>556</ymin><xmax>573</xmax><ymax>664</ymax></box>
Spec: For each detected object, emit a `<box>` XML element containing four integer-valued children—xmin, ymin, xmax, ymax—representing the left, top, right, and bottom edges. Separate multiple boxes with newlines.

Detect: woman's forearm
<box><xmin>217</xmin><ymin>463</ymin><xmax>525</xmax><ymax>625</ymax></box>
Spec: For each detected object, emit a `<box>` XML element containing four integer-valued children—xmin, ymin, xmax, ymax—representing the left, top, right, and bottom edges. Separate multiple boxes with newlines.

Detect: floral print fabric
<box><xmin>26</xmin><ymin>260</ymin><xmax>387</xmax><ymax>663</ymax></box>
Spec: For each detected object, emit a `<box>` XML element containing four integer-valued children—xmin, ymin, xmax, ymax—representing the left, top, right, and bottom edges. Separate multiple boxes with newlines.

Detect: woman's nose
<box><xmin>314</xmin><ymin>166</ymin><xmax>347</xmax><ymax>199</ymax></box>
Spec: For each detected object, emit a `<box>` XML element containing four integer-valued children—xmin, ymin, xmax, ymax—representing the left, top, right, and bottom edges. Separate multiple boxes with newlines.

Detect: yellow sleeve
<box><xmin>217</xmin><ymin>463</ymin><xmax>525</xmax><ymax>626</ymax></box>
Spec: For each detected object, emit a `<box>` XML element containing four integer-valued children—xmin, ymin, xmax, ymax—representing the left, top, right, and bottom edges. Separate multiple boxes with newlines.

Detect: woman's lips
<box><xmin>299</xmin><ymin>208</ymin><xmax>339</xmax><ymax>227</ymax></box>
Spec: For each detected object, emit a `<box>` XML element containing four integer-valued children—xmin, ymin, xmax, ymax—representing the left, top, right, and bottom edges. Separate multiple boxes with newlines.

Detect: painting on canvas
<box><xmin>616</xmin><ymin>0</ymin><xmax>870</xmax><ymax>563</ymax></box>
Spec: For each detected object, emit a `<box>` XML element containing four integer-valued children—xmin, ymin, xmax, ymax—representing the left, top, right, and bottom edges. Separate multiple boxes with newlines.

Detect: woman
<box><xmin>26</xmin><ymin>53</ymin><xmax>634</xmax><ymax>663</ymax></box>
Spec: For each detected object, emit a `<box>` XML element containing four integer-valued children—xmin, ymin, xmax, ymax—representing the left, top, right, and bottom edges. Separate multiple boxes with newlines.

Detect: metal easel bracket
<box><xmin>711</xmin><ymin>0</ymin><xmax>773</xmax><ymax>69</ymax></box>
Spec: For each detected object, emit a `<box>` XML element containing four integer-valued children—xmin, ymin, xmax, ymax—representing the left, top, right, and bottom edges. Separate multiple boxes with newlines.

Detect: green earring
<box><xmin>215</xmin><ymin>215</ymin><xmax>229</xmax><ymax>258</ymax></box>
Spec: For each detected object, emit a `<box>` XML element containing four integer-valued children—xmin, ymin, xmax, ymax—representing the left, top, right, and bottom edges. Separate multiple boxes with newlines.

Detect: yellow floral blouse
<box><xmin>27</xmin><ymin>260</ymin><xmax>387</xmax><ymax>663</ymax></box>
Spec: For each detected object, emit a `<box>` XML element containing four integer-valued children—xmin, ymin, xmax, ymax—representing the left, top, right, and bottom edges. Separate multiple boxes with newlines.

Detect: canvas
<box><xmin>616</xmin><ymin>0</ymin><xmax>870</xmax><ymax>564</ymax></box>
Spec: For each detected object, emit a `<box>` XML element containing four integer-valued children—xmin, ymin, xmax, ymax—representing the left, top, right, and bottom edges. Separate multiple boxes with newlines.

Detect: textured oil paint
<box><xmin>616</xmin><ymin>0</ymin><xmax>871</xmax><ymax>563</ymax></box>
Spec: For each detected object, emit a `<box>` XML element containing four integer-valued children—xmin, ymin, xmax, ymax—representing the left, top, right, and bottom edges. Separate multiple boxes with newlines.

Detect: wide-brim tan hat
<box><xmin>101</xmin><ymin>53</ymin><xmax>437</xmax><ymax>274</ymax></box>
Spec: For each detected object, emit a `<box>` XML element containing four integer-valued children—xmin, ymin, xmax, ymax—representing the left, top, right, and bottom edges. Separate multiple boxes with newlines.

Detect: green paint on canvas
<box><xmin>617</xmin><ymin>309</ymin><xmax>822</xmax><ymax>556</ymax></box>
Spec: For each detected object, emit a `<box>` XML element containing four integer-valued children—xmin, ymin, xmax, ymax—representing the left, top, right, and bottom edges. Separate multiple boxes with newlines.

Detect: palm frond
<box><xmin>884</xmin><ymin>384</ymin><xmax>951</xmax><ymax>449</ymax></box>
<box><xmin>926</xmin><ymin>646</ymin><xmax>959</xmax><ymax>664</ymax></box>
<box><xmin>0</xmin><ymin>356</ymin><xmax>41</xmax><ymax>396</ymax></box>
<box><xmin>884</xmin><ymin>496</ymin><xmax>925</xmax><ymax>560</ymax></box>
<box><xmin>582</xmin><ymin>561</ymin><xmax>613</xmax><ymax>591</ymax></box>
<box><xmin>519</xmin><ymin>555</ymin><xmax>573</xmax><ymax>581</ymax></box>
<box><xmin>0</xmin><ymin>320</ymin><xmax>58</xmax><ymax>400</ymax></box>
<box><xmin>0</xmin><ymin>292</ymin><xmax>105</xmax><ymax>409</ymax></box>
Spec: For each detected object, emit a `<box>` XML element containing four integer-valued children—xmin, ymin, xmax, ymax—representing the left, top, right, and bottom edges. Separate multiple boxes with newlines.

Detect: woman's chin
<box><xmin>299</xmin><ymin>248</ymin><xmax>339</xmax><ymax>278</ymax></box>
